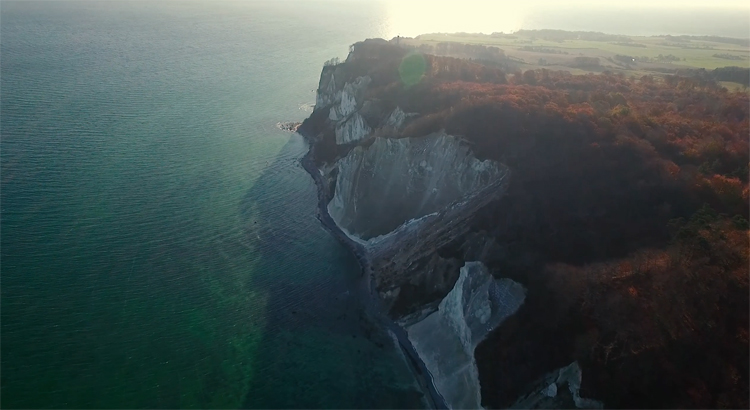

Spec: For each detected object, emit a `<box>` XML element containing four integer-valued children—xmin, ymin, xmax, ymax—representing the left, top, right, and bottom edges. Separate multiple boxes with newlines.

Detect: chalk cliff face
<box><xmin>510</xmin><ymin>362</ymin><xmax>604</xmax><ymax>409</ymax></box>
<box><xmin>328</xmin><ymin>132</ymin><xmax>504</xmax><ymax>239</ymax></box>
<box><xmin>304</xmin><ymin>56</ymin><xmax>515</xmax><ymax>408</ymax></box>
<box><xmin>309</xmin><ymin>58</ymin><xmax>510</xmax><ymax>311</ymax></box>
<box><xmin>384</xmin><ymin>106</ymin><xmax>409</xmax><ymax>129</ymax></box>
<box><xmin>301</xmin><ymin>44</ymin><xmax>602</xmax><ymax>409</ymax></box>
<box><xmin>315</xmin><ymin>68</ymin><xmax>374</xmax><ymax>145</ymax></box>
<box><xmin>314</xmin><ymin>66</ymin><xmax>339</xmax><ymax>110</ymax></box>
<box><xmin>406</xmin><ymin>262</ymin><xmax>526</xmax><ymax>410</ymax></box>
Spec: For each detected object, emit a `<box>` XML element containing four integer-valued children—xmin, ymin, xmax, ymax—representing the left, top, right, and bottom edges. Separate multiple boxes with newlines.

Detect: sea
<box><xmin>2</xmin><ymin>1</ymin><xmax>748</xmax><ymax>409</ymax></box>
<box><xmin>1</xmin><ymin>1</ymin><xmax>424</xmax><ymax>408</ymax></box>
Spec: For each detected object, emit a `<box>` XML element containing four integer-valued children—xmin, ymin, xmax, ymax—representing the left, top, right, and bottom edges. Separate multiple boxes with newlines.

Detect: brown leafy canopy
<box><xmin>394</xmin><ymin>63</ymin><xmax>748</xmax><ymax>407</ymax></box>
<box><xmin>547</xmin><ymin>207</ymin><xmax>749</xmax><ymax>408</ymax></box>
<box><xmin>391</xmin><ymin>74</ymin><xmax>745</xmax><ymax>267</ymax></box>
<box><xmin>334</xmin><ymin>39</ymin><xmax>747</xmax><ymax>268</ymax></box>
<box><xmin>314</xmin><ymin>41</ymin><xmax>749</xmax><ymax>408</ymax></box>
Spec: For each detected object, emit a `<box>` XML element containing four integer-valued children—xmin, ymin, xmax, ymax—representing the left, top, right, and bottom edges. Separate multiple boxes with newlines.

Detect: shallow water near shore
<box><xmin>1</xmin><ymin>2</ymin><xmax>424</xmax><ymax>408</ymax></box>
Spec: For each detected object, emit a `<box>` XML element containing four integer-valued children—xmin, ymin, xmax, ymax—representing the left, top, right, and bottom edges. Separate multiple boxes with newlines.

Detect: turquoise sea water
<box><xmin>1</xmin><ymin>2</ymin><xmax>422</xmax><ymax>408</ymax></box>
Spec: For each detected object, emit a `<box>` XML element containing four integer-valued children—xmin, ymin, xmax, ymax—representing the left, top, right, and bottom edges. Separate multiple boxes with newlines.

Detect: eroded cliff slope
<box><xmin>329</xmin><ymin>133</ymin><xmax>503</xmax><ymax>240</ymax></box>
<box><xmin>405</xmin><ymin>262</ymin><xmax>526</xmax><ymax>410</ymax></box>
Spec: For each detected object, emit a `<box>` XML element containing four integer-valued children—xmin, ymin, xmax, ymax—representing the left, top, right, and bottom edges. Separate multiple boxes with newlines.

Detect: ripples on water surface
<box><xmin>1</xmin><ymin>2</ymin><xmax>423</xmax><ymax>408</ymax></box>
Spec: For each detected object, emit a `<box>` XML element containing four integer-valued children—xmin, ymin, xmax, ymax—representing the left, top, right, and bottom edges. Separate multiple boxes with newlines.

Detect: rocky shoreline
<box><xmin>298</xmin><ymin>131</ymin><xmax>449</xmax><ymax>410</ymax></box>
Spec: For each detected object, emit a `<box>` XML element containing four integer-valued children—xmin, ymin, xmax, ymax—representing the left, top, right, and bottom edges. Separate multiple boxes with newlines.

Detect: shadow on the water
<box><xmin>237</xmin><ymin>132</ymin><xmax>425</xmax><ymax>409</ymax></box>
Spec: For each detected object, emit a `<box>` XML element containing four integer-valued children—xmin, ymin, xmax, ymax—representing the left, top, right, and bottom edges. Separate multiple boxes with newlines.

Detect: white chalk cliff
<box><xmin>383</xmin><ymin>106</ymin><xmax>414</xmax><ymax>129</ymax></box>
<box><xmin>406</xmin><ymin>262</ymin><xmax>526</xmax><ymax>410</ymax></box>
<box><xmin>315</xmin><ymin>72</ymin><xmax>374</xmax><ymax>144</ymax></box>
<box><xmin>328</xmin><ymin>132</ymin><xmax>504</xmax><ymax>240</ymax></box>
<box><xmin>335</xmin><ymin>112</ymin><xmax>371</xmax><ymax>145</ymax></box>
<box><xmin>510</xmin><ymin>362</ymin><xmax>604</xmax><ymax>409</ymax></box>
<box><xmin>306</xmin><ymin>49</ymin><xmax>600</xmax><ymax>409</ymax></box>
<box><xmin>315</xmin><ymin>69</ymin><xmax>338</xmax><ymax>110</ymax></box>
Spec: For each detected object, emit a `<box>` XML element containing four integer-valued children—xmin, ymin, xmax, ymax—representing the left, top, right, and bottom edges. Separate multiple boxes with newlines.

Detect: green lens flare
<box><xmin>399</xmin><ymin>53</ymin><xmax>426</xmax><ymax>87</ymax></box>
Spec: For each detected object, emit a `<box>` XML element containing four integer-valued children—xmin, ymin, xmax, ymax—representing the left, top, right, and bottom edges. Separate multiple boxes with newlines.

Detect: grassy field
<box><xmin>402</xmin><ymin>31</ymin><xmax>749</xmax><ymax>85</ymax></box>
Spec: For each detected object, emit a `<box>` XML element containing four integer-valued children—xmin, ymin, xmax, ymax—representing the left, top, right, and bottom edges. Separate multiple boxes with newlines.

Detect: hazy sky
<box><xmin>381</xmin><ymin>0</ymin><xmax>750</xmax><ymax>8</ymax></box>
<box><xmin>381</xmin><ymin>0</ymin><xmax>750</xmax><ymax>38</ymax></box>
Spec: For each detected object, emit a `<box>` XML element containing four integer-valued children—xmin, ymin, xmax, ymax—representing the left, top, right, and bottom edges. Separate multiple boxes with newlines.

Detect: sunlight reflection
<box><xmin>384</xmin><ymin>0</ymin><xmax>525</xmax><ymax>38</ymax></box>
<box><xmin>382</xmin><ymin>0</ymin><xmax>749</xmax><ymax>39</ymax></box>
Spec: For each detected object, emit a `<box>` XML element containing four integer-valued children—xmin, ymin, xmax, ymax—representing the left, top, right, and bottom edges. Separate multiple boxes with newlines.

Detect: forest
<box><xmin>663</xmin><ymin>66</ymin><xmax>750</xmax><ymax>87</ymax></box>
<box><xmin>313</xmin><ymin>40</ymin><xmax>749</xmax><ymax>408</ymax></box>
<box><xmin>513</xmin><ymin>29</ymin><xmax>632</xmax><ymax>43</ymax></box>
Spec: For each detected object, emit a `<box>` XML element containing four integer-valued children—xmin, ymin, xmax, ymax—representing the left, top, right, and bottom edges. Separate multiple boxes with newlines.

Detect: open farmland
<box><xmin>400</xmin><ymin>30</ymin><xmax>749</xmax><ymax>87</ymax></box>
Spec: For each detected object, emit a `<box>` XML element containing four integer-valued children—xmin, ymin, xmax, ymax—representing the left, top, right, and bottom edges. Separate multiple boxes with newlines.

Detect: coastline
<box><xmin>298</xmin><ymin>131</ymin><xmax>449</xmax><ymax>410</ymax></box>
